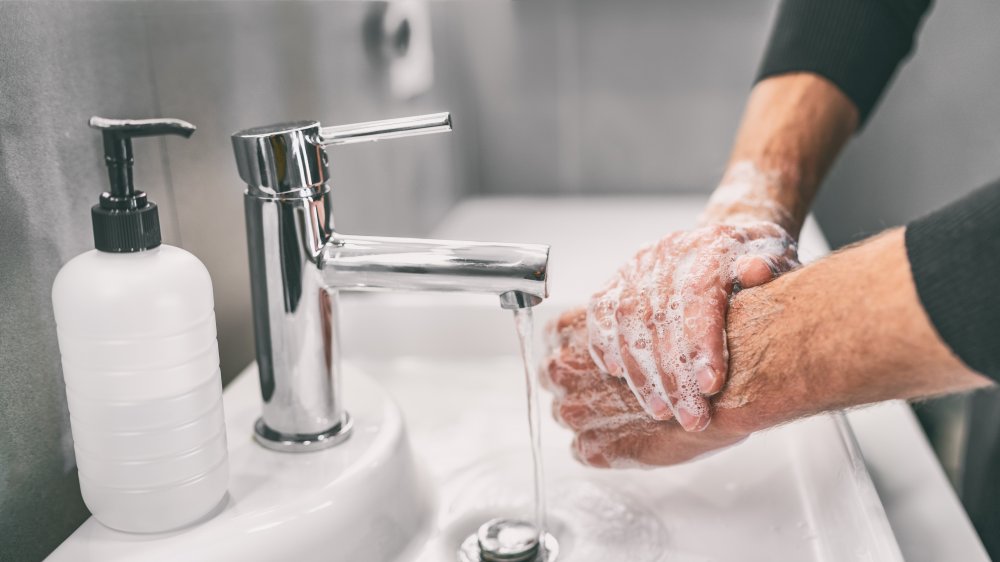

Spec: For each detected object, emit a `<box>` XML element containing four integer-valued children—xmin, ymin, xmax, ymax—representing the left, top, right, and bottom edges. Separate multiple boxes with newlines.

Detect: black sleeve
<box><xmin>906</xmin><ymin>179</ymin><xmax>1000</xmax><ymax>381</ymax></box>
<box><xmin>756</xmin><ymin>0</ymin><xmax>933</xmax><ymax>126</ymax></box>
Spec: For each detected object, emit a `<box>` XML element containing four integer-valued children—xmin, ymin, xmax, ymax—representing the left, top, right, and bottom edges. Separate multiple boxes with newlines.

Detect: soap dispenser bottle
<box><xmin>52</xmin><ymin>117</ymin><xmax>229</xmax><ymax>533</ymax></box>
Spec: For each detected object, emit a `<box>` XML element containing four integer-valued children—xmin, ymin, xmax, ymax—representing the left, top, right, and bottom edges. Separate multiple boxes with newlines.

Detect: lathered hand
<box><xmin>543</xmin><ymin>309</ymin><xmax>747</xmax><ymax>468</ymax></box>
<box><xmin>586</xmin><ymin>220</ymin><xmax>797</xmax><ymax>431</ymax></box>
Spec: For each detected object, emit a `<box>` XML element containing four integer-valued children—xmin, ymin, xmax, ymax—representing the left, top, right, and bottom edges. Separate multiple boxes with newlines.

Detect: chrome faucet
<box><xmin>231</xmin><ymin>113</ymin><xmax>549</xmax><ymax>452</ymax></box>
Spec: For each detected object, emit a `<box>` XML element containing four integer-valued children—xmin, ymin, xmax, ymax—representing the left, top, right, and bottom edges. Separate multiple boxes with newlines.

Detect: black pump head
<box><xmin>88</xmin><ymin>116</ymin><xmax>196</xmax><ymax>252</ymax></box>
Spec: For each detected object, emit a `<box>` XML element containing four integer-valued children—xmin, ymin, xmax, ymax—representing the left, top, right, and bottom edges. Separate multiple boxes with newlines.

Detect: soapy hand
<box><xmin>586</xmin><ymin>219</ymin><xmax>797</xmax><ymax>431</ymax></box>
<box><xmin>542</xmin><ymin>309</ymin><xmax>748</xmax><ymax>468</ymax></box>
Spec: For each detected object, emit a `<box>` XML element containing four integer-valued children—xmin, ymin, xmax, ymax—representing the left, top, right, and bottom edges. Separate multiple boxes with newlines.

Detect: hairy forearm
<box><xmin>716</xmin><ymin>228</ymin><xmax>993</xmax><ymax>435</ymax></box>
<box><xmin>701</xmin><ymin>73</ymin><xmax>859</xmax><ymax>236</ymax></box>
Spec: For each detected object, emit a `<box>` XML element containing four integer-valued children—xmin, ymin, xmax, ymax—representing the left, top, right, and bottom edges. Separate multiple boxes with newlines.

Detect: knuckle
<box><xmin>548</xmin><ymin>363</ymin><xmax>569</xmax><ymax>388</ymax></box>
<box><xmin>622</xmin><ymin>435</ymin><xmax>646</xmax><ymax>463</ymax></box>
<box><xmin>552</xmin><ymin>400</ymin><xmax>568</xmax><ymax>427</ymax></box>
<box><xmin>572</xmin><ymin>431</ymin><xmax>608</xmax><ymax>468</ymax></box>
<box><xmin>559</xmin><ymin>403</ymin><xmax>590</xmax><ymax>431</ymax></box>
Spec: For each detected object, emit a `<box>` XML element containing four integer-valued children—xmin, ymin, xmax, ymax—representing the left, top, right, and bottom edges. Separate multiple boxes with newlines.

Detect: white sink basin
<box><xmin>357</xmin><ymin>354</ymin><xmax>902</xmax><ymax>562</ymax></box>
<box><xmin>48</xmin><ymin>366</ymin><xmax>432</xmax><ymax>562</ymax></box>
<box><xmin>51</xmin><ymin>356</ymin><xmax>901</xmax><ymax>562</ymax></box>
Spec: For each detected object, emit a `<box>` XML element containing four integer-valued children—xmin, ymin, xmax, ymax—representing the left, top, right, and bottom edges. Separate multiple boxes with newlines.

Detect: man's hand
<box><xmin>544</xmin><ymin>308</ymin><xmax>749</xmax><ymax>468</ymax></box>
<box><xmin>547</xmin><ymin>229</ymin><xmax>992</xmax><ymax>469</ymax></box>
<box><xmin>586</xmin><ymin>220</ymin><xmax>798</xmax><ymax>432</ymax></box>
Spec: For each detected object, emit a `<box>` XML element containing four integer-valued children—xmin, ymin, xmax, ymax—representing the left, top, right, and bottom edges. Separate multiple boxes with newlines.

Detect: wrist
<box><xmin>700</xmin><ymin>160</ymin><xmax>804</xmax><ymax>234</ymax></box>
<box><xmin>705</xmin><ymin>73</ymin><xmax>859</xmax><ymax>236</ymax></box>
<box><xmin>710</xmin><ymin>285</ymin><xmax>799</xmax><ymax>436</ymax></box>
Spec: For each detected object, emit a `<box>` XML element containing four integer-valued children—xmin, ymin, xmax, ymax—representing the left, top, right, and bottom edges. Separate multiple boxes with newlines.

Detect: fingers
<box><xmin>559</xmin><ymin>402</ymin><xmax>598</xmax><ymax>432</ymax></box>
<box><xmin>572</xmin><ymin>426</ymin><xmax>659</xmax><ymax>469</ymax></box>
<box><xmin>586</xmin><ymin>242</ymin><xmax>661</xmax><ymax>379</ymax></box>
<box><xmin>552</xmin><ymin>399</ymin><xmax>568</xmax><ymax>428</ymax></box>
<box><xmin>735</xmin><ymin>255</ymin><xmax>779</xmax><ymax>288</ymax></box>
<box><xmin>613</xmin><ymin>277</ymin><xmax>675</xmax><ymax>421</ymax></box>
<box><xmin>734</xmin><ymin>251</ymin><xmax>798</xmax><ymax>289</ymax></box>
<box><xmin>673</xmin><ymin>393</ymin><xmax>712</xmax><ymax>432</ymax></box>
<box><xmin>616</xmin><ymin>326</ymin><xmax>677</xmax><ymax>422</ymax></box>
<box><xmin>541</xmin><ymin>308</ymin><xmax>593</xmax><ymax>396</ymax></box>
<box><xmin>572</xmin><ymin>423</ymin><xmax>746</xmax><ymax>469</ymax></box>
<box><xmin>551</xmin><ymin>307</ymin><xmax>588</xmax><ymax>341</ymax></box>
<box><xmin>638</xmin><ymin>249</ymin><xmax>721</xmax><ymax>430</ymax></box>
<box><xmin>555</xmin><ymin>372</ymin><xmax>651</xmax><ymax>428</ymax></box>
<box><xmin>599</xmin><ymin>238</ymin><xmax>721</xmax><ymax>430</ymax></box>
<box><xmin>544</xmin><ymin>315</ymin><xmax>659</xmax><ymax>434</ymax></box>
<box><xmin>538</xmin><ymin>357</ymin><xmax>561</xmax><ymax>395</ymax></box>
<box><xmin>587</xmin><ymin>286</ymin><xmax>624</xmax><ymax>377</ymax></box>
<box><xmin>544</xmin><ymin>357</ymin><xmax>593</xmax><ymax>395</ymax></box>
<box><xmin>675</xmin><ymin>276</ymin><xmax>728</xmax><ymax>398</ymax></box>
<box><xmin>571</xmin><ymin>433</ymin><xmax>611</xmax><ymax>468</ymax></box>
<box><xmin>546</xmin><ymin>344</ymin><xmax>646</xmax><ymax>420</ymax></box>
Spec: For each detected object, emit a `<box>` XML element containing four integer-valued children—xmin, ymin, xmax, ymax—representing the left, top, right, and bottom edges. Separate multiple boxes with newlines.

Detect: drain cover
<box><xmin>458</xmin><ymin>518</ymin><xmax>558</xmax><ymax>562</ymax></box>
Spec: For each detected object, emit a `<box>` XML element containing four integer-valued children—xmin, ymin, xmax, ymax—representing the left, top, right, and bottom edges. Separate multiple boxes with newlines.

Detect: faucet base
<box><xmin>253</xmin><ymin>414</ymin><xmax>353</xmax><ymax>453</ymax></box>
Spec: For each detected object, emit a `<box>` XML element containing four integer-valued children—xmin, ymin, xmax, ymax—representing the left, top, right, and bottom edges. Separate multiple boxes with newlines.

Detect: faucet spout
<box><xmin>321</xmin><ymin>234</ymin><xmax>549</xmax><ymax>305</ymax></box>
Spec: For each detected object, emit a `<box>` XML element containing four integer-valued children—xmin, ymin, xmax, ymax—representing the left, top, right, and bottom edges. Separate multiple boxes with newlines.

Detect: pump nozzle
<box><xmin>89</xmin><ymin>117</ymin><xmax>195</xmax><ymax>205</ymax></box>
<box><xmin>87</xmin><ymin>116</ymin><xmax>196</xmax><ymax>252</ymax></box>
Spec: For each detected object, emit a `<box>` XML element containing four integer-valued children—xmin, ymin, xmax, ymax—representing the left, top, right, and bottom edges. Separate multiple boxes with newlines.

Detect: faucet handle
<box><xmin>317</xmin><ymin>112</ymin><xmax>452</xmax><ymax>146</ymax></box>
<box><xmin>232</xmin><ymin>112</ymin><xmax>452</xmax><ymax>197</ymax></box>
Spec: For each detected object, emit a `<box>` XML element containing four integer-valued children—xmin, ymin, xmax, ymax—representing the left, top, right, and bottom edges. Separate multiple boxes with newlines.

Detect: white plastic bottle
<box><xmin>51</xmin><ymin>117</ymin><xmax>228</xmax><ymax>533</ymax></box>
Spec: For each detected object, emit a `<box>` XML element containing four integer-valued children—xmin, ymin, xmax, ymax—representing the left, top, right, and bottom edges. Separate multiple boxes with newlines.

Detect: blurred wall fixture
<box><xmin>363</xmin><ymin>1</ymin><xmax>434</xmax><ymax>99</ymax></box>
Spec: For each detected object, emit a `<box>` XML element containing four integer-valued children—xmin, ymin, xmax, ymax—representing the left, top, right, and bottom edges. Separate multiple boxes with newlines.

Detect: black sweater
<box><xmin>757</xmin><ymin>0</ymin><xmax>1000</xmax><ymax>380</ymax></box>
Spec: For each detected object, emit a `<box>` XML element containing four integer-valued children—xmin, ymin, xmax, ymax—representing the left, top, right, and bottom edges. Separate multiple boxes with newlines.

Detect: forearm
<box><xmin>701</xmin><ymin>74</ymin><xmax>858</xmax><ymax>236</ymax></box>
<box><xmin>705</xmin><ymin>0</ymin><xmax>934</xmax><ymax>235</ymax></box>
<box><xmin>716</xmin><ymin>228</ymin><xmax>993</xmax><ymax>435</ymax></box>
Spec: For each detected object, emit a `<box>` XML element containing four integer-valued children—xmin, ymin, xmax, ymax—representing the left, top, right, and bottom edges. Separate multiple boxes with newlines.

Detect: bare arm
<box><xmin>701</xmin><ymin>73</ymin><xmax>858</xmax><ymax>236</ymax></box>
<box><xmin>544</xmin><ymin>228</ymin><xmax>992</xmax><ymax>468</ymax></box>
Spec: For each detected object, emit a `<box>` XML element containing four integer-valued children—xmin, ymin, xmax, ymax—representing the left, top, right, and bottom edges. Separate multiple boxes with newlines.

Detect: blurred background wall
<box><xmin>2</xmin><ymin>0</ymin><xmax>999</xmax><ymax>559</ymax></box>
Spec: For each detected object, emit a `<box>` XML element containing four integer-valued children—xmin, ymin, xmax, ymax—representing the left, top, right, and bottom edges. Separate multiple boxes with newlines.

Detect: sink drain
<box><xmin>458</xmin><ymin>518</ymin><xmax>558</xmax><ymax>562</ymax></box>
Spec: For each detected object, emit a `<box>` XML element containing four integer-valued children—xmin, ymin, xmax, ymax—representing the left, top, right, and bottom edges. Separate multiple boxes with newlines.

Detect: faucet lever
<box><xmin>317</xmin><ymin>112</ymin><xmax>452</xmax><ymax>146</ymax></box>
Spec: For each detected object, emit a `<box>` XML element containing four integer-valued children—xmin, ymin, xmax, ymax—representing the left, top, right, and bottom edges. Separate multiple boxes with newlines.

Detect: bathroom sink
<box><xmin>51</xmin><ymin>196</ymin><xmax>906</xmax><ymax>562</ymax></box>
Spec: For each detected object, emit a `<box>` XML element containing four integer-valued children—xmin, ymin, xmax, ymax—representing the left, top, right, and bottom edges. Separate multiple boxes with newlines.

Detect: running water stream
<box><xmin>459</xmin><ymin>307</ymin><xmax>557</xmax><ymax>562</ymax></box>
<box><xmin>459</xmin><ymin>306</ymin><xmax>667</xmax><ymax>562</ymax></box>
<box><xmin>512</xmin><ymin>307</ymin><xmax>547</xmax><ymax>537</ymax></box>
